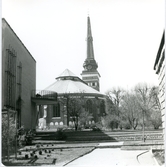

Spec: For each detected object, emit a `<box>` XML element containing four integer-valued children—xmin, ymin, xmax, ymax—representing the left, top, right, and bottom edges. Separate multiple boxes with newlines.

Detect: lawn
<box><xmin>2</xmin><ymin>144</ymin><xmax>95</xmax><ymax>166</ymax></box>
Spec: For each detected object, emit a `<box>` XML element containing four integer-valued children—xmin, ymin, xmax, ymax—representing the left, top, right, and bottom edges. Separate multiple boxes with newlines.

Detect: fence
<box><xmin>31</xmin><ymin>90</ymin><xmax>57</xmax><ymax>100</ymax></box>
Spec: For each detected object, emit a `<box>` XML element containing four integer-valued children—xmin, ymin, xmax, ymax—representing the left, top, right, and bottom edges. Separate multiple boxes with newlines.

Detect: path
<box><xmin>65</xmin><ymin>148</ymin><xmax>157</xmax><ymax>167</ymax></box>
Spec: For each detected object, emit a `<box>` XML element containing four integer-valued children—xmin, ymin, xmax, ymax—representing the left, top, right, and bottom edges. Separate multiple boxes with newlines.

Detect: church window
<box><xmin>85</xmin><ymin>99</ymin><xmax>93</xmax><ymax>113</ymax></box>
<box><xmin>53</xmin><ymin>103</ymin><xmax>60</xmax><ymax>117</ymax></box>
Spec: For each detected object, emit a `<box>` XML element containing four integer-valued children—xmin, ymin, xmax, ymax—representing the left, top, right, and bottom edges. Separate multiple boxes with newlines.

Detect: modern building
<box><xmin>154</xmin><ymin>31</ymin><xmax>165</xmax><ymax>134</ymax></box>
<box><xmin>2</xmin><ymin>19</ymin><xmax>58</xmax><ymax>130</ymax></box>
<box><xmin>2</xmin><ymin>18</ymin><xmax>37</xmax><ymax>129</ymax></box>
<box><xmin>81</xmin><ymin>16</ymin><xmax>100</xmax><ymax>91</ymax></box>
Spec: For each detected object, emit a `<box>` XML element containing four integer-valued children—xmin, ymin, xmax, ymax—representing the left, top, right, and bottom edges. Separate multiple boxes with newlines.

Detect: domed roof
<box><xmin>44</xmin><ymin>69</ymin><xmax>105</xmax><ymax>96</ymax></box>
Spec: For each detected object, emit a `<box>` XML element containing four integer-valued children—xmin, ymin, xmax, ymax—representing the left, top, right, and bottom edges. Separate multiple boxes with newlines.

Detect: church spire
<box><xmin>83</xmin><ymin>16</ymin><xmax>98</xmax><ymax>70</ymax></box>
<box><xmin>87</xmin><ymin>16</ymin><xmax>94</xmax><ymax>59</ymax></box>
<box><xmin>81</xmin><ymin>16</ymin><xmax>100</xmax><ymax>91</ymax></box>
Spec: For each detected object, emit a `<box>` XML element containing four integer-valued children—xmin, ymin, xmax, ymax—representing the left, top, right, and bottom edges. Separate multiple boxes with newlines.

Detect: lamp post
<box><xmin>142</xmin><ymin>110</ymin><xmax>145</xmax><ymax>142</ymax></box>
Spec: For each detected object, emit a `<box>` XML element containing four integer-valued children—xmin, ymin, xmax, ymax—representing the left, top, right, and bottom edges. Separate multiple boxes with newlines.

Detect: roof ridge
<box><xmin>56</xmin><ymin>69</ymin><xmax>77</xmax><ymax>79</ymax></box>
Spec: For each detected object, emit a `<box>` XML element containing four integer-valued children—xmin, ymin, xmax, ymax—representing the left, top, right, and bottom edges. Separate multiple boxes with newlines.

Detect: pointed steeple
<box><xmin>83</xmin><ymin>16</ymin><xmax>98</xmax><ymax>70</ymax></box>
<box><xmin>81</xmin><ymin>16</ymin><xmax>100</xmax><ymax>91</ymax></box>
<box><xmin>87</xmin><ymin>16</ymin><xmax>94</xmax><ymax>59</ymax></box>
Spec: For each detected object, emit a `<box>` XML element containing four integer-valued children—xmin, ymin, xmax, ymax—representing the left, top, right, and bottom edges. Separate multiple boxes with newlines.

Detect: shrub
<box><xmin>2</xmin><ymin>114</ymin><xmax>16</xmax><ymax>158</ymax></box>
<box><xmin>17</xmin><ymin>127</ymin><xmax>34</xmax><ymax>146</ymax></box>
<box><xmin>124</xmin><ymin>123</ymin><xmax>131</xmax><ymax>129</ymax></box>
<box><xmin>92</xmin><ymin>126</ymin><xmax>100</xmax><ymax>131</ymax></box>
<box><xmin>89</xmin><ymin>124</ymin><xmax>100</xmax><ymax>131</ymax></box>
<box><xmin>25</xmin><ymin>154</ymin><xmax>29</xmax><ymax>159</ymax></box>
<box><xmin>56</xmin><ymin>128</ymin><xmax>67</xmax><ymax>140</ymax></box>
<box><xmin>108</xmin><ymin>120</ymin><xmax>118</xmax><ymax>130</ymax></box>
<box><xmin>39</xmin><ymin>150</ymin><xmax>42</xmax><ymax>155</ymax></box>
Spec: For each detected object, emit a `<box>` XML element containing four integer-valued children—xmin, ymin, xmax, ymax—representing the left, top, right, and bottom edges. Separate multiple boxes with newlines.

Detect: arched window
<box><xmin>85</xmin><ymin>99</ymin><xmax>93</xmax><ymax>113</ymax></box>
<box><xmin>53</xmin><ymin>103</ymin><xmax>60</xmax><ymax>117</ymax></box>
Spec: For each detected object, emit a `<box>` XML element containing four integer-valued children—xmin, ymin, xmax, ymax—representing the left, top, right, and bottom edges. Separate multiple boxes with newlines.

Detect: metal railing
<box><xmin>31</xmin><ymin>90</ymin><xmax>57</xmax><ymax>100</ymax></box>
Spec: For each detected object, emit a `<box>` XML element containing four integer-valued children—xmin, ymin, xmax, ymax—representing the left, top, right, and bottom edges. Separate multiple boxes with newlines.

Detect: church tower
<box><xmin>81</xmin><ymin>16</ymin><xmax>100</xmax><ymax>91</ymax></box>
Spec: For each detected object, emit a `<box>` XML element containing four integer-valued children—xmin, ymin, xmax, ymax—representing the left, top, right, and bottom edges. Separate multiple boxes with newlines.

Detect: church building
<box><xmin>81</xmin><ymin>16</ymin><xmax>100</xmax><ymax>91</ymax></box>
<box><xmin>36</xmin><ymin>16</ymin><xmax>107</xmax><ymax>130</ymax></box>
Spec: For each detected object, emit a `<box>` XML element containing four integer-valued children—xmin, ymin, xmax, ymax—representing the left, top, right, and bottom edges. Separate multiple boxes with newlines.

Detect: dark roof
<box><xmin>154</xmin><ymin>30</ymin><xmax>165</xmax><ymax>70</ymax></box>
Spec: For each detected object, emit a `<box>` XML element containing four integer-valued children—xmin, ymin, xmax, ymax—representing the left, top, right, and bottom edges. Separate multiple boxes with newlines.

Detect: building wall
<box><xmin>37</xmin><ymin>95</ymin><xmax>106</xmax><ymax>129</ymax></box>
<box><xmin>154</xmin><ymin>31</ymin><xmax>165</xmax><ymax>133</ymax></box>
<box><xmin>158</xmin><ymin>57</ymin><xmax>165</xmax><ymax>127</ymax></box>
<box><xmin>2</xmin><ymin>19</ymin><xmax>36</xmax><ymax>129</ymax></box>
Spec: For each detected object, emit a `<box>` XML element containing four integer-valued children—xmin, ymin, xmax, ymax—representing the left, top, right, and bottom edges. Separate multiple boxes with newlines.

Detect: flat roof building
<box><xmin>2</xmin><ymin>18</ymin><xmax>36</xmax><ymax>129</ymax></box>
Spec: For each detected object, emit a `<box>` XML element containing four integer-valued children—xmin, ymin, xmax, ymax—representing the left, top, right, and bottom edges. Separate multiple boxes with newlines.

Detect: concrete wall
<box><xmin>2</xmin><ymin>19</ymin><xmax>36</xmax><ymax>129</ymax></box>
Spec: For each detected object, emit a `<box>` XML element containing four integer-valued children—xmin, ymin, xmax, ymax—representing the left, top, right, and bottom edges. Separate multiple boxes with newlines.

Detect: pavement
<box><xmin>41</xmin><ymin>141</ymin><xmax>160</xmax><ymax>167</ymax></box>
<box><xmin>65</xmin><ymin>141</ymin><xmax>162</xmax><ymax>167</ymax></box>
<box><xmin>64</xmin><ymin>147</ymin><xmax>157</xmax><ymax>167</ymax></box>
<box><xmin>26</xmin><ymin>140</ymin><xmax>164</xmax><ymax>166</ymax></box>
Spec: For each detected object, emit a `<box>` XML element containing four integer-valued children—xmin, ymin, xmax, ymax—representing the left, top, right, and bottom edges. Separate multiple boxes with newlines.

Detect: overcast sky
<box><xmin>2</xmin><ymin>0</ymin><xmax>165</xmax><ymax>93</ymax></box>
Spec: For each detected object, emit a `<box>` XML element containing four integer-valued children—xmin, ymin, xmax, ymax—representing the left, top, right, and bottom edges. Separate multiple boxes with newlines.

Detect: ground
<box><xmin>2</xmin><ymin>129</ymin><xmax>165</xmax><ymax>166</ymax></box>
<box><xmin>153</xmin><ymin>150</ymin><xmax>165</xmax><ymax>166</ymax></box>
<box><xmin>2</xmin><ymin>142</ymin><xmax>165</xmax><ymax>166</ymax></box>
<box><xmin>2</xmin><ymin>144</ymin><xmax>96</xmax><ymax>166</ymax></box>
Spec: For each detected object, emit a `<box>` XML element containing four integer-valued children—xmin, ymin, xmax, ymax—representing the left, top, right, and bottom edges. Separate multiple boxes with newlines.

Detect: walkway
<box><xmin>65</xmin><ymin>147</ymin><xmax>157</xmax><ymax>167</ymax></box>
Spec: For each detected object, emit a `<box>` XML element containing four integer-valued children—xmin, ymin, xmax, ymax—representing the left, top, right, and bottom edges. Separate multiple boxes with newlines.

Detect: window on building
<box><xmin>85</xmin><ymin>99</ymin><xmax>93</xmax><ymax>113</ymax></box>
<box><xmin>100</xmin><ymin>100</ymin><xmax>105</xmax><ymax>116</ymax></box>
<box><xmin>92</xmin><ymin>82</ymin><xmax>95</xmax><ymax>86</ymax></box>
<box><xmin>16</xmin><ymin>62</ymin><xmax>22</xmax><ymax>109</ymax></box>
<box><xmin>16</xmin><ymin>62</ymin><xmax>22</xmax><ymax>128</ymax></box>
<box><xmin>5</xmin><ymin>47</ymin><xmax>17</xmax><ymax>109</ymax></box>
<box><xmin>53</xmin><ymin>103</ymin><xmax>60</xmax><ymax>117</ymax></box>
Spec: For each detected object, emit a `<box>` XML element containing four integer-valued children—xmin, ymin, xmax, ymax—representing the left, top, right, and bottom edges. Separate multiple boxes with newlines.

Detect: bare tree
<box><xmin>134</xmin><ymin>83</ymin><xmax>158</xmax><ymax>126</ymax></box>
<box><xmin>105</xmin><ymin>97</ymin><xmax>119</xmax><ymax>130</ymax></box>
<box><xmin>79</xmin><ymin>110</ymin><xmax>93</xmax><ymax>128</ymax></box>
<box><xmin>121</xmin><ymin>91</ymin><xmax>140</xmax><ymax>130</ymax></box>
<box><xmin>62</xmin><ymin>93</ymin><xmax>94</xmax><ymax>131</ymax></box>
<box><xmin>67</xmin><ymin>96</ymin><xmax>82</xmax><ymax>131</ymax></box>
<box><xmin>106</xmin><ymin>87</ymin><xmax>124</xmax><ymax>128</ymax></box>
<box><xmin>149</xmin><ymin>86</ymin><xmax>162</xmax><ymax>129</ymax></box>
<box><xmin>105</xmin><ymin>84</ymin><xmax>162</xmax><ymax>132</ymax></box>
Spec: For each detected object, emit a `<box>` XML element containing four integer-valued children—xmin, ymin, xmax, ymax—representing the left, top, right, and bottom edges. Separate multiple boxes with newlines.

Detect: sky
<box><xmin>2</xmin><ymin>0</ymin><xmax>165</xmax><ymax>94</ymax></box>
